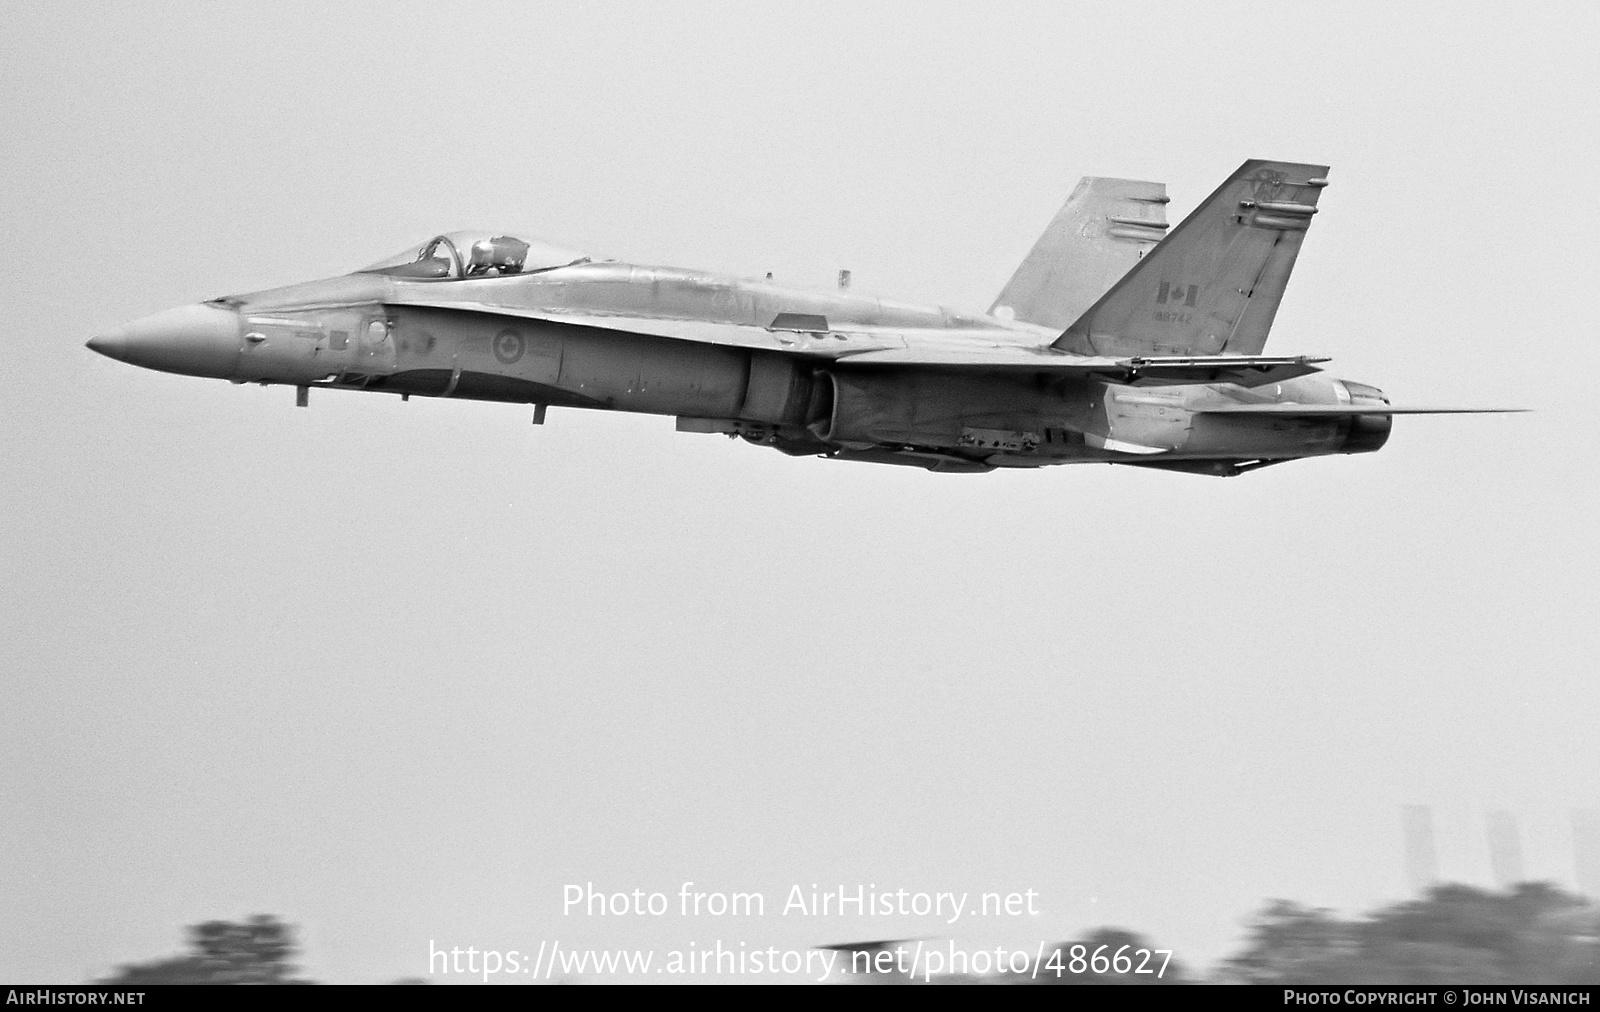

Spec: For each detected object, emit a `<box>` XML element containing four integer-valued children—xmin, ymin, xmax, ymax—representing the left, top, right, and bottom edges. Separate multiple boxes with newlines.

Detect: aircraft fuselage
<box><xmin>89</xmin><ymin>261</ymin><xmax>1386</xmax><ymax>476</ymax></box>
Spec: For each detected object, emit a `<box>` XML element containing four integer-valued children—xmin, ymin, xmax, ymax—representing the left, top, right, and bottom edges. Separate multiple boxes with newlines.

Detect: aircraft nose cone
<box><xmin>87</xmin><ymin>303</ymin><xmax>242</xmax><ymax>378</ymax></box>
<box><xmin>85</xmin><ymin>332</ymin><xmax>127</xmax><ymax>361</ymax></box>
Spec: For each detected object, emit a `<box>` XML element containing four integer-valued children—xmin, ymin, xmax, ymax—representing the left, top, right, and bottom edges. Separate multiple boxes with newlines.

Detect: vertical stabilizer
<box><xmin>1054</xmin><ymin>160</ymin><xmax>1329</xmax><ymax>356</ymax></box>
<box><xmin>989</xmin><ymin>177</ymin><xmax>1168</xmax><ymax>331</ymax></box>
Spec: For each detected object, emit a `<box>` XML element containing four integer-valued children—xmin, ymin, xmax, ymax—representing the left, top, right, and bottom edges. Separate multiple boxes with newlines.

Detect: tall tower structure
<box><xmin>1486</xmin><ymin>810</ymin><xmax>1524</xmax><ymax>889</ymax></box>
<box><xmin>1402</xmin><ymin>805</ymin><xmax>1438</xmax><ymax>896</ymax></box>
<box><xmin>1574</xmin><ymin>809</ymin><xmax>1600</xmax><ymax>899</ymax></box>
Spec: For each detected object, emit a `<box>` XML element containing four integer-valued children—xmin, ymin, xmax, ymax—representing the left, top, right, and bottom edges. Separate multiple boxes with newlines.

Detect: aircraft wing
<box><xmin>408</xmin><ymin>300</ymin><xmax>1325</xmax><ymax>385</ymax></box>
<box><xmin>410</xmin><ymin>299</ymin><xmax>1061</xmax><ymax>362</ymax></box>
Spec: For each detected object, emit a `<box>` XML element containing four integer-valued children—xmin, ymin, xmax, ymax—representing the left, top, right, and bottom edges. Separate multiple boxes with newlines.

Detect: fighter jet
<box><xmin>88</xmin><ymin>160</ymin><xmax>1510</xmax><ymax>476</ymax></box>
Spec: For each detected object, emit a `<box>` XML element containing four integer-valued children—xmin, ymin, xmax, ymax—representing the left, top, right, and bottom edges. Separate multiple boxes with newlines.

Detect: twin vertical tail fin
<box><xmin>1053</xmin><ymin>160</ymin><xmax>1329</xmax><ymax>357</ymax></box>
<box><xmin>990</xmin><ymin>177</ymin><xmax>1169</xmax><ymax>331</ymax></box>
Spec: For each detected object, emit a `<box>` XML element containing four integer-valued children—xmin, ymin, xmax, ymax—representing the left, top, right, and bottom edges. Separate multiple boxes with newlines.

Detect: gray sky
<box><xmin>3</xmin><ymin>1</ymin><xmax>1597</xmax><ymax>984</ymax></box>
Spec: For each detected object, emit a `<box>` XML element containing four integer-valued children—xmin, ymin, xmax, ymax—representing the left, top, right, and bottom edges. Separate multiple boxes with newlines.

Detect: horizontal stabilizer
<box><xmin>838</xmin><ymin>348</ymin><xmax>1327</xmax><ymax>385</ymax></box>
<box><xmin>1196</xmin><ymin>404</ymin><xmax>1525</xmax><ymax>416</ymax></box>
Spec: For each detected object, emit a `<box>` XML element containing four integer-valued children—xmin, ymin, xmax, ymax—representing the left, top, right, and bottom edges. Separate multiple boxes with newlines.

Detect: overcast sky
<box><xmin>3</xmin><ymin>1</ymin><xmax>1597</xmax><ymax>984</ymax></box>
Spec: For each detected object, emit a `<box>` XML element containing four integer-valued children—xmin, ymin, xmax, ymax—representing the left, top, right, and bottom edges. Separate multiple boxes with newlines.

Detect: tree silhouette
<box><xmin>1223</xmin><ymin>883</ymin><xmax>1600</xmax><ymax>984</ymax></box>
<box><xmin>96</xmin><ymin>915</ymin><xmax>313</xmax><ymax>985</ymax></box>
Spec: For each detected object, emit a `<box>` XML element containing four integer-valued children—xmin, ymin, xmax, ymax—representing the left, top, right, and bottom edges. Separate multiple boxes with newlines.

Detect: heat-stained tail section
<box><xmin>990</xmin><ymin>177</ymin><xmax>1169</xmax><ymax>331</ymax></box>
<box><xmin>1054</xmin><ymin>160</ymin><xmax>1328</xmax><ymax>357</ymax></box>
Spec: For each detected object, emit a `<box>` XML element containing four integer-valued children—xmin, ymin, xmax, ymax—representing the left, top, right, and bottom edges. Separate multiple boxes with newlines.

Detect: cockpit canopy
<box><xmin>359</xmin><ymin>231</ymin><xmax>592</xmax><ymax>280</ymax></box>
